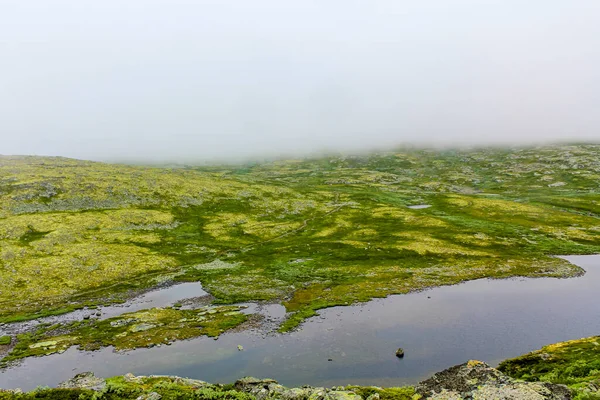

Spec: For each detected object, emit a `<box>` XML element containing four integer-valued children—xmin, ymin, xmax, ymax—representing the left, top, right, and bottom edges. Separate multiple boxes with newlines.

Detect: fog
<box><xmin>1</xmin><ymin>1</ymin><xmax>599</xmax><ymax>162</ymax></box>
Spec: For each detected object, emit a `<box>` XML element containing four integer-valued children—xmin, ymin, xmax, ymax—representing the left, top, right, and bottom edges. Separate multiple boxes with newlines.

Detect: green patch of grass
<box><xmin>18</xmin><ymin>228</ymin><xmax>52</xmax><ymax>245</ymax></box>
<box><xmin>499</xmin><ymin>336</ymin><xmax>600</xmax><ymax>399</ymax></box>
<box><xmin>0</xmin><ymin>375</ymin><xmax>258</xmax><ymax>399</ymax></box>
<box><xmin>346</xmin><ymin>385</ymin><xmax>418</xmax><ymax>400</ymax></box>
<box><xmin>1</xmin><ymin>306</ymin><xmax>248</xmax><ymax>366</ymax></box>
<box><xmin>0</xmin><ymin>336</ymin><xmax>11</xmax><ymax>346</ymax></box>
<box><xmin>0</xmin><ymin>306</ymin><xmax>82</xmax><ymax>324</ymax></box>
<box><xmin>1</xmin><ymin>145</ymin><xmax>600</xmax><ymax>333</ymax></box>
<box><xmin>0</xmin><ymin>374</ymin><xmax>420</xmax><ymax>400</ymax></box>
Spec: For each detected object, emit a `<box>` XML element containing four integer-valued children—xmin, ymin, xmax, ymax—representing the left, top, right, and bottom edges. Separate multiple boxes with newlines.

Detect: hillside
<box><xmin>1</xmin><ymin>144</ymin><xmax>600</xmax><ymax>334</ymax></box>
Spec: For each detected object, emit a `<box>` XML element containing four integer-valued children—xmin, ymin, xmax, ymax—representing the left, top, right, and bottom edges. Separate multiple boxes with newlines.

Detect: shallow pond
<box><xmin>0</xmin><ymin>283</ymin><xmax>209</xmax><ymax>337</ymax></box>
<box><xmin>1</xmin><ymin>255</ymin><xmax>599</xmax><ymax>390</ymax></box>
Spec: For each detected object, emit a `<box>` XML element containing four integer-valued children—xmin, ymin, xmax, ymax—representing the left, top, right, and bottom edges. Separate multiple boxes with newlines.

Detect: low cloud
<box><xmin>1</xmin><ymin>0</ymin><xmax>599</xmax><ymax>162</ymax></box>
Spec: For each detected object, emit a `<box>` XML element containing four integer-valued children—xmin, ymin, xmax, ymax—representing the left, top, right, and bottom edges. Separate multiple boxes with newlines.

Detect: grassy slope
<box><xmin>499</xmin><ymin>336</ymin><xmax>600</xmax><ymax>399</ymax></box>
<box><xmin>1</xmin><ymin>145</ymin><xmax>599</xmax><ymax>331</ymax></box>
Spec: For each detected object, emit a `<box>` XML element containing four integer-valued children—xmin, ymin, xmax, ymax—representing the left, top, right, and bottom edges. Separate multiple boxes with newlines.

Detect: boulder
<box><xmin>58</xmin><ymin>372</ymin><xmax>106</xmax><ymax>391</ymax></box>
<box><xmin>136</xmin><ymin>392</ymin><xmax>162</xmax><ymax>400</ymax></box>
<box><xmin>234</xmin><ymin>377</ymin><xmax>361</xmax><ymax>399</ymax></box>
<box><xmin>416</xmin><ymin>360</ymin><xmax>571</xmax><ymax>399</ymax></box>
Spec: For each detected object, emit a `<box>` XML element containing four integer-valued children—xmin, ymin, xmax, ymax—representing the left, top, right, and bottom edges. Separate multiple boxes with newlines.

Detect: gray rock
<box><xmin>123</xmin><ymin>372</ymin><xmax>140</xmax><ymax>382</ymax></box>
<box><xmin>130</xmin><ymin>323</ymin><xmax>157</xmax><ymax>332</ymax></box>
<box><xmin>416</xmin><ymin>360</ymin><xmax>571</xmax><ymax>400</ymax></box>
<box><xmin>234</xmin><ymin>377</ymin><xmax>362</xmax><ymax>400</ymax></box>
<box><xmin>136</xmin><ymin>392</ymin><xmax>162</xmax><ymax>400</ymax></box>
<box><xmin>234</xmin><ymin>376</ymin><xmax>279</xmax><ymax>391</ymax></box>
<box><xmin>110</xmin><ymin>318</ymin><xmax>137</xmax><ymax>328</ymax></box>
<box><xmin>58</xmin><ymin>372</ymin><xmax>106</xmax><ymax>391</ymax></box>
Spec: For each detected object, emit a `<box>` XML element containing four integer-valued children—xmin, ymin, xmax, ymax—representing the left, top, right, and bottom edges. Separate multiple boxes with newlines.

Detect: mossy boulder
<box><xmin>416</xmin><ymin>360</ymin><xmax>571</xmax><ymax>399</ymax></box>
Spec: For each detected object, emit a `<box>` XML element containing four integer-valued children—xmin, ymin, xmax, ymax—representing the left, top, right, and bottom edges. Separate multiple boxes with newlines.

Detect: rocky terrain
<box><xmin>0</xmin><ymin>360</ymin><xmax>577</xmax><ymax>399</ymax></box>
<box><xmin>2</xmin><ymin>145</ymin><xmax>600</xmax><ymax>365</ymax></box>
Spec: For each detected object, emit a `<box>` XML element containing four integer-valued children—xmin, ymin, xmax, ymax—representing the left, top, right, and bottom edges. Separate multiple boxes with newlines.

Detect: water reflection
<box><xmin>1</xmin><ymin>255</ymin><xmax>599</xmax><ymax>390</ymax></box>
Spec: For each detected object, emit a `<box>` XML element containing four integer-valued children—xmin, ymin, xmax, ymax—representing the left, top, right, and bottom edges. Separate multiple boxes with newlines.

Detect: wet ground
<box><xmin>1</xmin><ymin>255</ymin><xmax>599</xmax><ymax>390</ymax></box>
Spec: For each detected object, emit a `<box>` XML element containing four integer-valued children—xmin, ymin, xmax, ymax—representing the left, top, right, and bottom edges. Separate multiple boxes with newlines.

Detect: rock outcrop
<box><xmin>58</xmin><ymin>371</ymin><xmax>106</xmax><ymax>391</ymax></box>
<box><xmin>234</xmin><ymin>376</ymin><xmax>362</xmax><ymax>399</ymax></box>
<box><xmin>30</xmin><ymin>361</ymin><xmax>574</xmax><ymax>399</ymax></box>
<box><xmin>416</xmin><ymin>360</ymin><xmax>571</xmax><ymax>399</ymax></box>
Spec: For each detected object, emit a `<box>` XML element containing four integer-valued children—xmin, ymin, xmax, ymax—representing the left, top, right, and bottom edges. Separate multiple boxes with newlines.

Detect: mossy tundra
<box><xmin>499</xmin><ymin>336</ymin><xmax>600</xmax><ymax>399</ymax></box>
<box><xmin>1</xmin><ymin>144</ymin><xmax>600</xmax><ymax>336</ymax></box>
<box><xmin>0</xmin><ymin>374</ymin><xmax>418</xmax><ymax>400</ymax></box>
<box><xmin>1</xmin><ymin>306</ymin><xmax>247</xmax><ymax>366</ymax></box>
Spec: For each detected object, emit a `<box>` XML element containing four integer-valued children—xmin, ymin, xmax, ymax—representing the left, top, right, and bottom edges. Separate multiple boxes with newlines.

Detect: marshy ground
<box><xmin>1</xmin><ymin>144</ymin><xmax>600</xmax><ymax>364</ymax></box>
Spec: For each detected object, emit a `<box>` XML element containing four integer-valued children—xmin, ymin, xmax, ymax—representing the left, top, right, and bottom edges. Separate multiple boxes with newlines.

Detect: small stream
<box><xmin>1</xmin><ymin>255</ymin><xmax>599</xmax><ymax>390</ymax></box>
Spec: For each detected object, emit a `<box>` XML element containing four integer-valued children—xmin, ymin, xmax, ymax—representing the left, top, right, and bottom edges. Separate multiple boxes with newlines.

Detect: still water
<box><xmin>1</xmin><ymin>255</ymin><xmax>599</xmax><ymax>390</ymax></box>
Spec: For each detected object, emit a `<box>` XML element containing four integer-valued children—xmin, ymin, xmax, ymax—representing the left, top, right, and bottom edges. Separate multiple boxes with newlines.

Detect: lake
<box><xmin>1</xmin><ymin>255</ymin><xmax>599</xmax><ymax>390</ymax></box>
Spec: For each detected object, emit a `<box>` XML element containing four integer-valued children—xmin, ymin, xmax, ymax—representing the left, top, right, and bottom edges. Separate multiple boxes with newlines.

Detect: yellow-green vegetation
<box><xmin>0</xmin><ymin>375</ymin><xmax>256</xmax><ymax>400</ymax></box>
<box><xmin>499</xmin><ymin>336</ymin><xmax>600</xmax><ymax>399</ymax></box>
<box><xmin>1</xmin><ymin>306</ymin><xmax>246</xmax><ymax>366</ymax></box>
<box><xmin>0</xmin><ymin>374</ymin><xmax>417</xmax><ymax>400</ymax></box>
<box><xmin>0</xmin><ymin>336</ymin><xmax>10</xmax><ymax>346</ymax></box>
<box><xmin>1</xmin><ymin>144</ymin><xmax>600</xmax><ymax>332</ymax></box>
<box><xmin>346</xmin><ymin>385</ymin><xmax>418</xmax><ymax>399</ymax></box>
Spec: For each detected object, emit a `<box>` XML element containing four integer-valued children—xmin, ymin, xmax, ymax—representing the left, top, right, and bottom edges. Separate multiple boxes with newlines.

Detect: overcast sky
<box><xmin>1</xmin><ymin>1</ymin><xmax>599</xmax><ymax>162</ymax></box>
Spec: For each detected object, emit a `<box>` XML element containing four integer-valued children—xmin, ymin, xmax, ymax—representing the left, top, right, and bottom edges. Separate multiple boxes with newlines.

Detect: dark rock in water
<box><xmin>58</xmin><ymin>372</ymin><xmax>106</xmax><ymax>391</ymax></box>
<box><xmin>416</xmin><ymin>360</ymin><xmax>571</xmax><ymax>399</ymax></box>
<box><xmin>396</xmin><ymin>348</ymin><xmax>405</xmax><ymax>358</ymax></box>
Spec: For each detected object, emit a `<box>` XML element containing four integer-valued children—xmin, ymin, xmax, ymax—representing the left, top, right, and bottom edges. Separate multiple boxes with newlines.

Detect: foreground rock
<box><xmin>58</xmin><ymin>371</ymin><xmax>106</xmax><ymax>391</ymax></box>
<box><xmin>0</xmin><ymin>361</ymin><xmax>575</xmax><ymax>399</ymax></box>
<box><xmin>234</xmin><ymin>376</ymin><xmax>362</xmax><ymax>399</ymax></box>
<box><xmin>416</xmin><ymin>360</ymin><xmax>571</xmax><ymax>399</ymax></box>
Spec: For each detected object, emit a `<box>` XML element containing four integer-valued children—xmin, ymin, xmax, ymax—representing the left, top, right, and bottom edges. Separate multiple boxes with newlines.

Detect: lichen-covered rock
<box><xmin>233</xmin><ymin>377</ymin><xmax>362</xmax><ymax>399</ymax></box>
<box><xmin>130</xmin><ymin>323</ymin><xmax>157</xmax><ymax>332</ymax></box>
<box><xmin>416</xmin><ymin>360</ymin><xmax>571</xmax><ymax>399</ymax></box>
<box><xmin>136</xmin><ymin>392</ymin><xmax>162</xmax><ymax>400</ymax></box>
<box><xmin>58</xmin><ymin>371</ymin><xmax>106</xmax><ymax>391</ymax></box>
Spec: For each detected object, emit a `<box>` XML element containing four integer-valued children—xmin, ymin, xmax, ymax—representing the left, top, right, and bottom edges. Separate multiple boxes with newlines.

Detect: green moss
<box><xmin>0</xmin><ymin>374</ymin><xmax>420</xmax><ymax>400</ymax></box>
<box><xmin>18</xmin><ymin>228</ymin><xmax>52</xmax><ymax>245</ymax></box>
<box><xmin>1</xmin><ymin>306</ymin><xmax>248</xmax><ymax>365</ymax></box>
<box><xmin>1</xmin><ymin>145</ymin><xmax>600</xmax><ymax>332</ymax></box>
<box><xmin>346</xmin><ymin>385</ymin><xmax>418</xmax><ymax>400</ymax></box>
<box><xmin>0</xmin><ymin>336</ymin><xmax>11</xmax><ymax>346</ymax></box>
<box><xmin>499</xmin><ymin>336</ymin><xmax>600</xmax><ymax>399</ymax></box>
